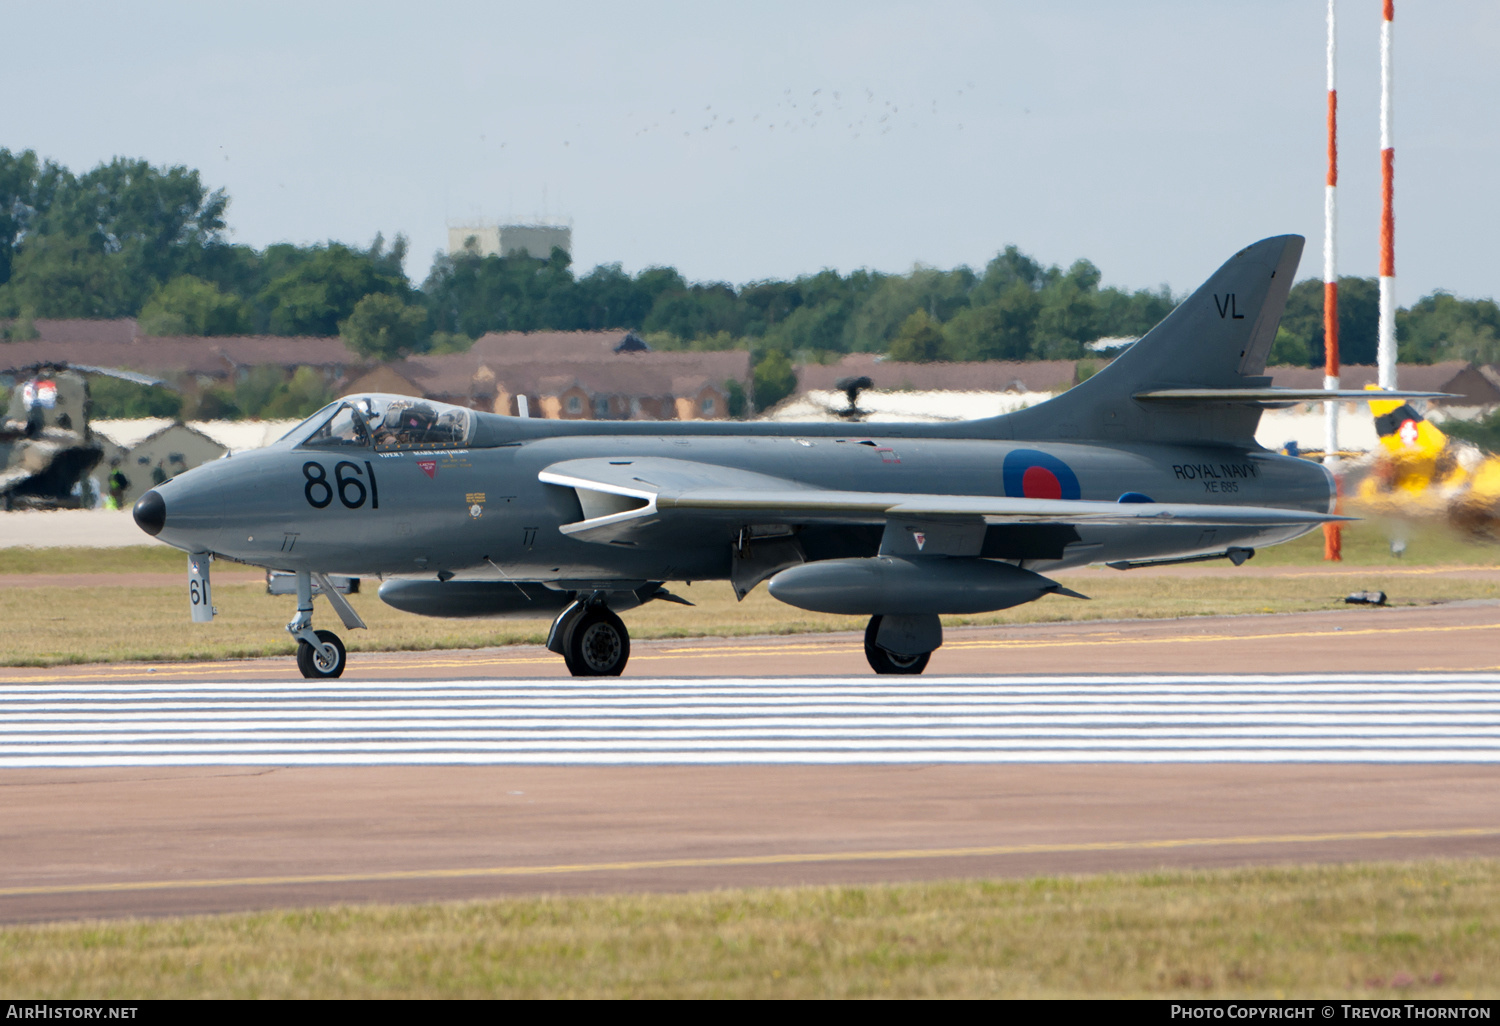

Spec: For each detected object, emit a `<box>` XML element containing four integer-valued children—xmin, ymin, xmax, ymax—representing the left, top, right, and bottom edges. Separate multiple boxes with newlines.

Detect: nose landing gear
<box><xmin>548</xmin><ymin>598</ymin><xmax>631</xmax><ymax>676</ymax></box>
<box><xmin>286</xmin><ymin>570</ymin><xmax>364</xmax><ymax>679</ymax></box>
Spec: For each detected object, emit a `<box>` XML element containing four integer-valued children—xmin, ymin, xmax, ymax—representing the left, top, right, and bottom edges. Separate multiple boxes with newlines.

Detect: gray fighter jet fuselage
<box><xmin>131</xmin><ymin>235</ymin><xmax>1440</xmax><ymax>678</ymax></box>
<box><xmin>147</xmin><ymin>419</ymin><xmax>1332</xmax><ymax>582</ymax></box>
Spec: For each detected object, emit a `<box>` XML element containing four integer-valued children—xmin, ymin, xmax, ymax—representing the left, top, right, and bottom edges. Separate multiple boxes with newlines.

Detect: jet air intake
<box><xmin>767</xmin><ymin>556</ymin><xmax>1081</xmax><ymax>615</ymax></box>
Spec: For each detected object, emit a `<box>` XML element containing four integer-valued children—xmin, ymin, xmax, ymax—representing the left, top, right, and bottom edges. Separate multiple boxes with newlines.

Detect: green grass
<box><xmin>1249</xmin><ymin>510</ymin><xmax>1500</xmax><ymax>567</ymax></box>
<box><xmin>2</xmin><ymin>860</ymin><xmax>1497</xmax><ymax>998</ymax></box>
<box><xmin>2</xmin><ymin>569</ymin><xmax>1496</xmax><ymax>667</ymax></box>
<box><xmin>3</xmin><ymin>510</ymin><xmax>1498</xmax><ymax>666</ymax></box>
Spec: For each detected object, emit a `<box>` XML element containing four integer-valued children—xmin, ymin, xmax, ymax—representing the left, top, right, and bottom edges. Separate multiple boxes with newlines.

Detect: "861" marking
<box><xmin>303</xmin><ymin>461</ymin><xmax>380</xmax><ymax>509</ymax></box>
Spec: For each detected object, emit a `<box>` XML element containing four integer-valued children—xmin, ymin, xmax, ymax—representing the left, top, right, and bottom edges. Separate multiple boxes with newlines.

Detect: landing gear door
<box><xmin>188</xmin><ymin>553</ymin><xmax>215</xmax><ymax>622</ymax></box>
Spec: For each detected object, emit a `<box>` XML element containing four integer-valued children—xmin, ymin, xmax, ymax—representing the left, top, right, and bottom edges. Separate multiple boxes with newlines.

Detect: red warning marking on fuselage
<box><xmin>417</xmin><ymin>460</ymin><xmax>437</xmax><ymax>478</ymax></box>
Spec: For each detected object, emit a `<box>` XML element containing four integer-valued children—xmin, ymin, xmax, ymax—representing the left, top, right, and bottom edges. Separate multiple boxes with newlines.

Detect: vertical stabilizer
<box><xmin>991</xmin><ymin>235</ymin><xmax>1304</xmax><ymax>446</ymax></box>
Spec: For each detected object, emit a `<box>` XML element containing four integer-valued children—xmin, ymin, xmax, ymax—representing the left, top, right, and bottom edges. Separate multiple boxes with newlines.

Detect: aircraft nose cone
<box><xmin>133</xmin><ymin>490</ymin><xmax>166</xmax><ymax>536</ymax></box>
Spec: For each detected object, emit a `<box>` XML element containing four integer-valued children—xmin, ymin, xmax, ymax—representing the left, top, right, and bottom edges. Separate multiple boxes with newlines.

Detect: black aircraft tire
<box><xmin>863</xmin><ymin>616</ymin><xmax>931</xmax><ymax>675</ymax></box>
<box><xmin>296</xmin><ymin>630</ymin><xmax>346</xmax><ymax>679</ymax></box>
<box><xmin>563</xmin><ymin>608</ymin><xmax>630</xmax><ymax>677</ymax></box>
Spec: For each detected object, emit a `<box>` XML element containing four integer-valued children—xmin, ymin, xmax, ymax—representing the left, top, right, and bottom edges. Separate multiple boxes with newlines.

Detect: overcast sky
<box><xmin>7</xmin><ymin>1</ymin><xmax>1497</xmax><ymax>304</ymax></box>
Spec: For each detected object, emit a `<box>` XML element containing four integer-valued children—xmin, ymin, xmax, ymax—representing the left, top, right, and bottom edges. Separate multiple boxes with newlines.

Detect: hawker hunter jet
<box><xmin>132</xmin><ymin>235</ymin><xmax>1443</xmax><ymax>678</ymax></box>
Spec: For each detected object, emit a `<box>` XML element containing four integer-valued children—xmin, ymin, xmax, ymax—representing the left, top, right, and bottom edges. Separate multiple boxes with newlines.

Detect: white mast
<box><xmin>1377</xmin><ymin>0</ymin><xmax>1397</xmax><ymax>389</ymax></box>
<box><xmin>1324</xmin><ymin>0</ymin><xmax>1340</xmax><ymax>465</ymax></box>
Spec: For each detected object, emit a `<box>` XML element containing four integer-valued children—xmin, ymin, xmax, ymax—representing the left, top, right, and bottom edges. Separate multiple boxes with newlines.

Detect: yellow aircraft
<box><xmin>1356</xmin><ymin>390</ymin><xmax>1500</xmax><ymax>540</ymax></box>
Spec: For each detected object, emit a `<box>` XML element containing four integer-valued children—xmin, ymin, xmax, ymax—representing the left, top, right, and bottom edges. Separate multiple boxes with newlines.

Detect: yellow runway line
<box><xmin>2</xmin><ymin>826</ymin><xmax>1495</xmax><ymax>899</ymax></box>
<box><xmin>942</xmin><ymin>620</ymin><xmax>1499</xmax><ymax>652</ymax></box>
<box><xmin>629</xmin><ymin>621</ymin><xmax>1500</xmax><ymax>660</ymax></box>
<box><xmin>1064</xmin><ymin>565</ymin><xmax>1500</xmax><ymax>579</ymax></box>
<box><xmin>0</xmin><ymin>654</ymin><xmax>560</xmax><ymax>684</ymax></box>
<box><xmin>1239</xmin><ymin>566</ymin><xmax>1500</xmax><ymax>578</ymax></box>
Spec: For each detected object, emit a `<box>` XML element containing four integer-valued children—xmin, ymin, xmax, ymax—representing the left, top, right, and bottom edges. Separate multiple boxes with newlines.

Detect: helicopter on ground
<box><xmin>0</xmin><ymin>363</ymin><xmax>172</xmax><ymax>510</ymax></box>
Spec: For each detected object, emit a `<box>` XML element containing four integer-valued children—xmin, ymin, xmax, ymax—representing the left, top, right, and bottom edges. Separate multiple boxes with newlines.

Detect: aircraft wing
<box><xmin>538</xmin><ymin>457</ymin><xmax>1346</xmax><ymax>545</ymax></box>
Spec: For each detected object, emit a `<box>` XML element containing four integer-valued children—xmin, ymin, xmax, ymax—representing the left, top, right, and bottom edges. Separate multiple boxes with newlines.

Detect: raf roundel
<box><xmin>1002</xmin><ymin>449</ymin><xmax>1081</xmax><ymax>501</ymax></box>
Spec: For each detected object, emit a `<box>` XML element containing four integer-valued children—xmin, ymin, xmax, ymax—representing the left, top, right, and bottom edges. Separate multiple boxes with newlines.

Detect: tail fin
<box><xmin>995</xmin><ymin>235</ymin><xmax>1304</xmax><ymax>446</ymax></box>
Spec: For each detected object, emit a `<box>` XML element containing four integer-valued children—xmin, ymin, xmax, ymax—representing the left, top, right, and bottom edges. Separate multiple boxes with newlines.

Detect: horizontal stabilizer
<box><xmin>1135</xmin><ymin>388</ymin><xmax>1454</xmax><ymax>405</ymax></box>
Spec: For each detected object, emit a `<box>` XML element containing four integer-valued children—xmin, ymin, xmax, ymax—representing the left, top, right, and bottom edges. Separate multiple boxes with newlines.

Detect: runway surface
<box><xmin>3</xmin><ymin>604</ymin><xmax>1498</xmax><ymax>923</ymax></box>
<box><xmin>5</xmin><ymin>674</ymin><xmax>1500</xmax><ymax>767</ymax></box>
<box><xmin>4</xmin><ymin>760</ymin><xmax>1498</xmax><ymax>923</ymax></box>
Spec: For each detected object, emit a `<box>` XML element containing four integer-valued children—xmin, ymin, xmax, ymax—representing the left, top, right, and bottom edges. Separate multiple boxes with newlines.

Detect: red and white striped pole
<box><xmin>1323</xmin><ymin>0</ymin><xmax>1340</xmax><ymax>463</ymax></box>
<box><xmin>1322</xmin><ymin>0</ymin><xmax>1344</xmax><ymax>561</ymax></box>
<box><xmin>1377</xmin><ymin>0</ymin><xmax>1397</xmax><ymax>389</ymax></box>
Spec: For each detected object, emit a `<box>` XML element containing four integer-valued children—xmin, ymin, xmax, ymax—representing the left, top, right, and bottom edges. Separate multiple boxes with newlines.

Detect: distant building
<box><xmin>446</xmin><ymin>220</ymin><xmax>572</xmax><ymax>261</ymax></box>
<box><xmin>0</xmin><ymin>318</ymin><xmax>139</xmax><ymax>345</ymax></box>
<box><xmin>90</xmin><ymin>420</ymin><xmax>227</xmax><ymax>507</ymax></box>
<box><xmin>446</xmin><ymin>223</ymin><xmax>500</xmax><ymax>257</ymax></box>
<box><xmin>501</xmin><ymin>222</ymin><xmax>571</xmax><ymax>260</ymax></box>
<box><xmin>1267</xmin><ymin>362</ymin><xmax>1500</xmax><ymax>410</ymax></box>
<box><xmin>342</xmin><ymin>331</ymin><xmax>748</xmax><ymax>421</ymax></box>
<box><xmin>0</xmin><ymin>334</ymin><xmax>357</xmax><ymax>390</ymax></box>
<box><xmin>765</xmin><ymin>389</ymin><xmax>1055</xmax><ymax>424</ymax></box>
<box><xmin>770</xmin><ymin>359</ymin><xmax>1500</xmax><ymax>455</ymax></box>
<box><xmin>795</xmin><ymin>354</ymin><xmax>1082</xmax><ymax>395</ymax></box>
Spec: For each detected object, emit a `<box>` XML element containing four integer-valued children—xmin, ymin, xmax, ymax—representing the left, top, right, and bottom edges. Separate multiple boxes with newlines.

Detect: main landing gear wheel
<box><xmin>296</xmin><ymin>629</ymin><xmax>346</xmax><ymax>679</ymax></box>
<box><xmin>864</xmin><ymin>616</ymin><xmax>931</xmax><ymax>675</ymax></box>
<box><xmin>563</xmin><ymin>607</ymin><xmax>630</xmax><ymax>677</ymax></box>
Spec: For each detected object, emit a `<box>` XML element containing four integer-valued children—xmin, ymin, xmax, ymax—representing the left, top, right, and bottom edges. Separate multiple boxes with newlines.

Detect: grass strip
<box><xmin>3</xmin><ymin>515</ymin><xmax>1496</xmax><ymax>666</ymax></box>
<box><xmin>1</xmin><ymin>859</ymin><xmax>1497</xmax><ymax>998</ymax></box>
<box><xmin>2</xmin><ymin>572</ymin><xmax>1496</xmax><ymax>667</ymax></box>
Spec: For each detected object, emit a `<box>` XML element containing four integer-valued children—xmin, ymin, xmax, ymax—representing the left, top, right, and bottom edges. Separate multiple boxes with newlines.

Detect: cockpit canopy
<box><xmin>291</xmin><ymin>394</ymin><xmax>472</xmax><ymax>452</ymax></box>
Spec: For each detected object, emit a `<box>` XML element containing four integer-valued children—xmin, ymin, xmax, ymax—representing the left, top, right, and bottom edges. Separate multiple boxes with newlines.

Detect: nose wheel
<box><xmin>296</xmin><ymin>629</ymin><xmax>346</xmax><ymax>679</ymax></box>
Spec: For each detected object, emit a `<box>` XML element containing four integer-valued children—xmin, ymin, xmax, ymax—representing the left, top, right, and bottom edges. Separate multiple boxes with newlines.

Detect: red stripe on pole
<box><xmin>1326</xmin><ymin>90</ymin><xmax>1338</xmax><ymax>186</ymax></box>
<box><xmin>1380</xmin><ymin>147</ymin><xmax>1395</xmax><ymax>278</ymax></box>
<box><xmin>1324</xmin><ymin>281</ymin><xmax>1339</xmax><ymax>376</ymax></box>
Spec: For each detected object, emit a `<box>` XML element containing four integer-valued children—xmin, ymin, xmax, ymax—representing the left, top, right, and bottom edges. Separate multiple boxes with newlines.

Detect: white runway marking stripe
<box><xmin>3</xmin><ymin>675</ymin><xmax>1500</xmax><ymax>766</ymax></box>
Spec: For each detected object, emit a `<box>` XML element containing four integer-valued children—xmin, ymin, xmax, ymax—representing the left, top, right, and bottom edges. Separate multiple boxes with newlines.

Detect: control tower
<box><xmin>447</xmin><ymin>219</ymin><xmax>572</xmax><ymax>260</ymax></box>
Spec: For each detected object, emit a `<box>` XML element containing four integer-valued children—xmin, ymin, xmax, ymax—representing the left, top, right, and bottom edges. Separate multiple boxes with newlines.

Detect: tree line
<box><xmin>3</xmin><ymin>150</ymin><xmax>1498</xmax><ymax>410</ymax></box>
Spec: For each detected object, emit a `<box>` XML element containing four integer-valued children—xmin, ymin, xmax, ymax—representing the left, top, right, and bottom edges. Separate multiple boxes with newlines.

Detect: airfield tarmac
<box><xmin>2</xmin><ymin>601</ymin><xmax>1498</xmax><ymax>923</ymax></box>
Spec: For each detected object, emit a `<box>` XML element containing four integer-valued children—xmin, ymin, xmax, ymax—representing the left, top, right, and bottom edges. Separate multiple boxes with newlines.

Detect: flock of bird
<box><xmin>469</xmin><ymin>82</ymin><xmax>999</xmax><ymax>157</ymax></box>
<box><xmin>622</xmin><ymin>83</ymin><xmax>981</xmax><ymax>144</ymax></box>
